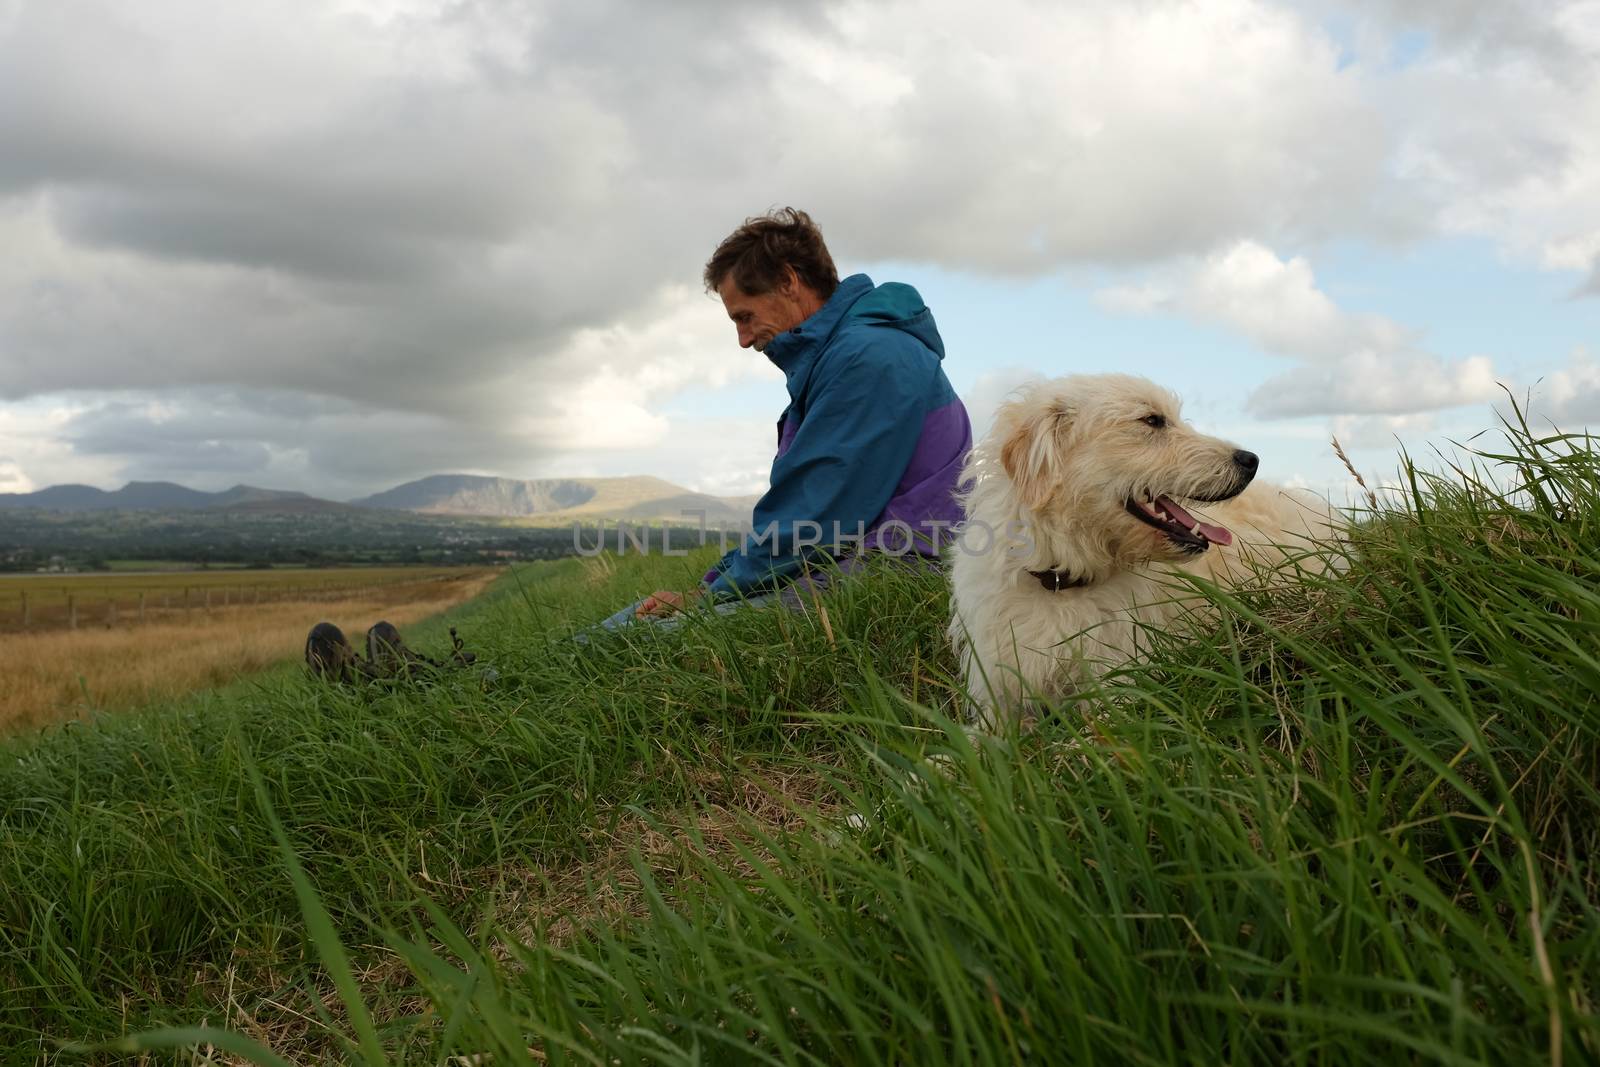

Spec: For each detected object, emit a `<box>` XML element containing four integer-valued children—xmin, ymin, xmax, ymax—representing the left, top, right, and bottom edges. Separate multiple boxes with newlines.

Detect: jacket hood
<box><xmin>841</xmin><ymin>280</ymin><xmax>945</xmax><ymax>361</ymax></box>
<box><xmin>765</xmin><ymin>274</ymin><xmax>945</xmax><ymax>376</ymax></box>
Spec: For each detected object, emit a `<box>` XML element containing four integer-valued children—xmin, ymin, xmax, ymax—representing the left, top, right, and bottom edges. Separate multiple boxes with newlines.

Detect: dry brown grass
<box><xmin>0</xmin><ymin>569</ymin><xmax>499</xmax><ymax>733</ymax></box>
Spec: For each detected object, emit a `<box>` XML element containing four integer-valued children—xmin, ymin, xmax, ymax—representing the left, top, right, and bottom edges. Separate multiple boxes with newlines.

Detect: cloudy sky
<box><xmin>1</xmin><ymin>0</ymin><xmax>1597</xmax><ymax>504</ymax></box>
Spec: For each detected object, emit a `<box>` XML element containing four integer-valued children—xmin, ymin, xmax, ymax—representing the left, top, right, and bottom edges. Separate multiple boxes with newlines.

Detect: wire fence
<box><xmin>0</xmin><ymin>570</ymin><xmax>491</xmax><ymax>634</ymax></box>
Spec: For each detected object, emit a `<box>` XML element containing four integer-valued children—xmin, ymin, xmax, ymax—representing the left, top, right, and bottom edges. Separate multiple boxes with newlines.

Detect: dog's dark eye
<box><xmin>1141</xmin><ymin>413</ymin><xmax>1167</xmax><ymax>429</ymax></box>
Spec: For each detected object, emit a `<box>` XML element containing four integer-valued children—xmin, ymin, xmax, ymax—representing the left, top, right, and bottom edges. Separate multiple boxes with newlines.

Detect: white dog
<box><xmin>948</xmin><ymin>374</ymin><xmax>1338</xmax><ymax>725</ymax></box>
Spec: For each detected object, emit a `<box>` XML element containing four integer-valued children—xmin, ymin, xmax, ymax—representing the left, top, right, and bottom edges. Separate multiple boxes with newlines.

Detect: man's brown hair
<box><xmin>703</xmin><ymin>207</ymin><xmax>840</xmax><ymax>300</ymax></box>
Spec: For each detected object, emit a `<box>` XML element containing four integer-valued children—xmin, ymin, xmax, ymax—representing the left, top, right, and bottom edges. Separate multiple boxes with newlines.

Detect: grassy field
<box><xmin>0</xmin><ymin>419</ymin><xmax>1596</xmax><ymax>1065</ymax></box>
<box><xmin>0</xmin><ymin>567</ymin><xmax>498</xmax><ymax>732</ymax></box>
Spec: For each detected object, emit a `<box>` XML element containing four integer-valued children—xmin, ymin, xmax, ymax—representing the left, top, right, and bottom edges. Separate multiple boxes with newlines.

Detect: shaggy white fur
<box><xmin>948</xmin><ymin>374</ymin><xmax>1338</xmax><ymax>727</ymax></box>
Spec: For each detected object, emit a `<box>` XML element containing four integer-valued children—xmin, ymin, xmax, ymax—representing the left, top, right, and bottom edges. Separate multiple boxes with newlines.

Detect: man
<box><xmin>618</xmin><ymin>206</ymin><xmax>971</xmax><ymax>625</ymax></box>
<box><xmin>306</xmin><ymin>208</ymin><xmax>966</xmax><ymax>672</ymax></box>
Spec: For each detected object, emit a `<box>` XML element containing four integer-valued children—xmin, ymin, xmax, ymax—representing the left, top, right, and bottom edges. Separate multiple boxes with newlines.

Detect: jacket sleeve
<box><xmin>703</xmin><ymin>336</ymin><xmax>930</xmax><ymax>600</ymax></box>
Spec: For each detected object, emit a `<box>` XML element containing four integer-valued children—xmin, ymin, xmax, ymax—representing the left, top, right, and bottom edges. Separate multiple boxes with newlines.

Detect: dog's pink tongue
<box><xmin>1155</xmin><ymin>496</ymin><xmax>1234</xmax><ymax>547</ymax></box>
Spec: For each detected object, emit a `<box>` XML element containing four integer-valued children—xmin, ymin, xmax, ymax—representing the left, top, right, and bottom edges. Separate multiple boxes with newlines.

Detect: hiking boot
<box><xmin>308</xmin><ymin>620</ymin><xmax>489</xmax><ymax>685</ymax></box>
<box><xmin>365</xmin><ymin>620</ymin><xmax>438</xmax><ymax>675</ymax></box>
<box><xmin>305</xmin><ymin>621</ymin><xmax>361</xmax><ymax>682</ymax></box>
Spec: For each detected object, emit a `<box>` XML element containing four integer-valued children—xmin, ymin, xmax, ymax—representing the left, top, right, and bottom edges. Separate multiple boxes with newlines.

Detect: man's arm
<box><xmin>702</xmin><ymin>336</ymin><xmax>932</xmax><ymax>601</ymax></box>
<box><xmin>635</xmin><ymin>587</ymin><xmax>701</xmax><ymax>618</ymax></box>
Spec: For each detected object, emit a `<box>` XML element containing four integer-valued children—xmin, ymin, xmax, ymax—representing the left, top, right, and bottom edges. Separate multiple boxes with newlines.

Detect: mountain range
<box><xmin>0</xmin><ymin>475</ymin><xmax>759</xmax><ymax>525</ymax></box>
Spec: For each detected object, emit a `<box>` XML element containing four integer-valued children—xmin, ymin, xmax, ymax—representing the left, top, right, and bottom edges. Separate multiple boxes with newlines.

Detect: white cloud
<box><xmin>0</xmin><ymin>458</ymin><xmax>32</xmax><ymax>493</ymax></box>
<box><xmin>1349</xmin><ymin>1</ymin><xmax>1600</xmax><ymax>284</ymax></box>
<box><xmin>1249</xmin><ymin>351</ymin><xmax>1498</xmax><ymax>417</ymax></box>
<box><xmin>0</xmin><ymin>397</ymin><xmax>121</xmax><ymax>491</ymax></box>
<box><xmin>1329</xmin><ymin>411</ymin><xmax>1440</xmax><ymax>451</ymax></box>
<box><xmin>507</xmin><ymin>284</ymin><xmax>782</xmax><ymax>455</ymax></box>
<box><xmin>1186</xmin><ymin>242</ymin><xmax>1414</xmax><ymax>361</ymax></box>
<box><xmin>1093</xmin><ymin>283</ymin><xmax>1170</xmax><ymax>317</ymax></box>
<box><xmin>1097</xmin><ymin>240</ymin><xmax>1498</xmax><ymax>417</ymax></box>
<box><xmin>1526</xmin><ymin>347</ymin><xmax>1600</xmax><ymax>424</ymax></box>
<box><xmin>1097</xmin><ymin>240</ymin><xmax>1414</xmax><ymax>362</ymax></box>
<box><xmin>539</xmin><ymin>416</ymin><xmax>778</xmax><ymax>500</ymax></box>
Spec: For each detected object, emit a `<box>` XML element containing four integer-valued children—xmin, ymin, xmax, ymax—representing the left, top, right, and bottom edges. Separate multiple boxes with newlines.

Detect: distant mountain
<box><xmin>352</xmin><ymin>474</ymin><xmax>756</xmax><ymax>524</ymax></box>
<box><xmin>216</xmin><ymin>492</ymin><xmax>360</xmax><ymax>515</ymax></box>
<box><xmin>0</xmin><ymin>481</ymin><xmax>320</xmax><ymax>512</ymax></box>
<box><xmin>210</xmin><ymin>485</ymin><xmax>321</xmax><ymax>508</ymax></box>
<box><xmin>353</xmin><ymin>475</ymin><xmax>597</xmax><ymax>516</ymax></box>
<box><xmin>0</xmin><ymin>475</ymin><xmax>758</xmax><ymax>524</ymax></box>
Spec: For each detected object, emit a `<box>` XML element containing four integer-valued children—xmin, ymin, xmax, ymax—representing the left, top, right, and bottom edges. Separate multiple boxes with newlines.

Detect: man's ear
<box><xmin>999</xmin><ymin>401</ymin><xmax>1071</xmax><ymax>511</ymax></box>
<box><xmin>777</xmin><ymin>265</ymin><xmax>800</xmax><ymax>297</ymax></box>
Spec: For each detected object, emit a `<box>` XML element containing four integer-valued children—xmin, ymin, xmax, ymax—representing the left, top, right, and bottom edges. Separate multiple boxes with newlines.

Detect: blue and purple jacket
<box><xmin>702</xmin><ymin>273</ymin><xmax>972</xmax><ymax>601</ymax></box>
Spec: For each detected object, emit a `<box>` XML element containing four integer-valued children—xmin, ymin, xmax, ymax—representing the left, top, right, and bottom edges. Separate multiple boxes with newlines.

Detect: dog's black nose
<box><xmin>1233</xmin><ymin>450</ymin><xmax>1259</xmax><ymax>474</ymax></box>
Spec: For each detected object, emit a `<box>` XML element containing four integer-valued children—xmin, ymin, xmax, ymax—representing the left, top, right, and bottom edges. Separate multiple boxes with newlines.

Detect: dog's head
<box><xmin>989</xmin><ymin>374</ymin><xmax>1258</xmax><ymax>572</ymax></box>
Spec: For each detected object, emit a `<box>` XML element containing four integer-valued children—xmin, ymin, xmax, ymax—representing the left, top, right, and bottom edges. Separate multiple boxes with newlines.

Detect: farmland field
<box><xmin>0</xmin><ymin>565</ymin><xmax>496</xmax><ymax>634</ymax></box>
<box><xmin>0</xmin><ymin>566</ymin><xmax>500</xmax><ymax>732</ymax></box>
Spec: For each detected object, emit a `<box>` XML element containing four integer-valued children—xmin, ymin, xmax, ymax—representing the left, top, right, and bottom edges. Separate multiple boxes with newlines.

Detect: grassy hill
<box><xmin>0</xmin><ymin>418</ymin><xmax>1596</xmax><ymax>1064</ymax></box>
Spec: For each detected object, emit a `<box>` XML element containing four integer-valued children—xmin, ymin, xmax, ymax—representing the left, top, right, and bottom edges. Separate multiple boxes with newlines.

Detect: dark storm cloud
<box><xmin>56</xmin><ymin>388</ymin><xmax>544</xmax><ymax>498</ymax></box>
<box><xmin>0</xmin><ymin>0</ymin><xmax>796</xmax><ymax>425</ymax></box>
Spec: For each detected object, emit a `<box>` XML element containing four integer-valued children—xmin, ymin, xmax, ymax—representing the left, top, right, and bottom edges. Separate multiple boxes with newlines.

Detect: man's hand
<box><xmin>636</xmin><ymin>587</ymin><xmax>703</xmax><ymax>618</ymax></box>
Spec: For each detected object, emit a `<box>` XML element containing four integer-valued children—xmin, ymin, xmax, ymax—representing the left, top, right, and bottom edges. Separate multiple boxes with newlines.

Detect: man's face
<box><xmin>718</xmin><ymin>272</ymin><xmax>811</xmax><ymax>352</ymax></box>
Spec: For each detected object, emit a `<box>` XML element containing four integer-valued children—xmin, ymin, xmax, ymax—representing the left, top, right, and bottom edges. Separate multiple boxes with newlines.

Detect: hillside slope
<box><xmin>351</xmin><ymin>474</ymin><xmax>598</xmax><ymax>515</ymax></box>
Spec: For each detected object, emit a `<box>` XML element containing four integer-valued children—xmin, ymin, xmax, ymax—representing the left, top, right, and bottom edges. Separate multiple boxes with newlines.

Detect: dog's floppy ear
<box><xmin>999</xmin><ymin>399</ymin><xmax>1072</xmax><ymax>511</ymax></box>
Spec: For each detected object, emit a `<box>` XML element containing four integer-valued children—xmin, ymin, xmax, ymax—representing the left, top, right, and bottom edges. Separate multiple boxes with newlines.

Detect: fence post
<box><xmin>20</xmin><ymin>591</ymin><xmax>27</xmax><ymax>629</ymax></box>
<box><xmin>205</xmin><ymin>588</ymin><xmax>212</xmax><ymax>611</ymax></box>
<box><xmin>138</xmin><ymin>592</ymin><xmax>146</xmax><ymax>623</ymax></box>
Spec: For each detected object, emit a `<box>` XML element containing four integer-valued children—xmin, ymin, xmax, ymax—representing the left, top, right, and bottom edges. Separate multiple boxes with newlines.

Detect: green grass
<box><xmin>1</xmin><ymin>414</ymin><xmax>1597</xmax><ymax>1065</ymax></box>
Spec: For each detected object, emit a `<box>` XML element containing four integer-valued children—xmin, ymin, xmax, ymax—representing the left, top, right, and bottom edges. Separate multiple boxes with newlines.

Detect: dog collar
<box><xmin>1028</xmin><ymin>568</ymin><xmax>1090</xmax><ymax>591</ymax></box>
